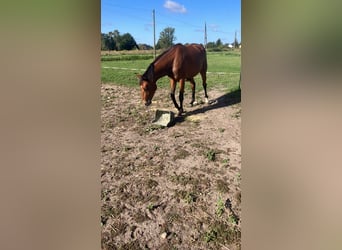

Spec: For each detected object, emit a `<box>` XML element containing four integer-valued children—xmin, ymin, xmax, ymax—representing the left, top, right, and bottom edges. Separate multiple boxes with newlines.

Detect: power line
<box><xmin>101</xmin><ymin>1</ymin><xmax>150</xmax><ymax>12</ymax></box>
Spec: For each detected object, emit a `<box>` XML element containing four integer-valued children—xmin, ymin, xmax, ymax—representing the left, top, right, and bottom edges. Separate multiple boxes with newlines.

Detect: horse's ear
<box><xmin>136</xmin><ymin>74</ymin><xmax>143</xmax><ymax>85</ymax></box>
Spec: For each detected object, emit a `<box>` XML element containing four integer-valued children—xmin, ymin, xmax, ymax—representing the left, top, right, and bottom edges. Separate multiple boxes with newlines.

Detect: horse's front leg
<box><xmin>170</xmin><ymin>78</ymin><xmax>181</xmax><ymax>112</ymax></box>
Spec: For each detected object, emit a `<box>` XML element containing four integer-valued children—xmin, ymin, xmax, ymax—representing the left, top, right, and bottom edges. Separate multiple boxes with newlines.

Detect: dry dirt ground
<box><xmin>101</xmin><ymin>83</ymin><xmax>241</xmax><ymax>250</ymax></box>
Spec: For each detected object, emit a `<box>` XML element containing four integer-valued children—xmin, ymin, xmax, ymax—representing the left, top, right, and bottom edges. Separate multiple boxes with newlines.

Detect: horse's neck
<box><xmin>153</xmin><ymin>60</ymin><xmax>172</xmax><ymax>82</ymax></box>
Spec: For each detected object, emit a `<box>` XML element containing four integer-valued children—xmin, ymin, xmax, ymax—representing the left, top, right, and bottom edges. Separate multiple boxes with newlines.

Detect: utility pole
<box><xmin>153</xmin><ymin>9</ymin><xmax>156</xmax><ymax>59</ymax></box>
<box><xmin>204</xmin><ymin>22</ymin><xmax>207</xmax><ymax>48</ymax></box>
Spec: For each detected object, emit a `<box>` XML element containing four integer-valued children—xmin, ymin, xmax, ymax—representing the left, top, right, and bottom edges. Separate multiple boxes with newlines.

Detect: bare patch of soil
<box><xmin>101</xmin><ymin>84</ymin><xmax>241</xmax><ymax>250</ymax></box>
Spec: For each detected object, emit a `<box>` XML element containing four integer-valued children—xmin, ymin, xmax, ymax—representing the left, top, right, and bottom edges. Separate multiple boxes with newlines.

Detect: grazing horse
<box><xmin>137</xmin><ymin>43</ymin><xmax>208</xmax><ymax>115</ymax></box>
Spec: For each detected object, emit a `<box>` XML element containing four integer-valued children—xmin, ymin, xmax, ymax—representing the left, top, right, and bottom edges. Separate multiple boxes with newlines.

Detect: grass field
<box><xmin>101</xmin><ymin>50</ymin><xmax>241</xmax><ymax>93</ymax></box>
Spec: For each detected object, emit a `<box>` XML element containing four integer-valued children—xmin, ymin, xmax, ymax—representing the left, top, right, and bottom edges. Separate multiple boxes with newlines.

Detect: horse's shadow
<box><xmin>169</xmin><ymin>88</ymin><xmax>241</xmax><ymax>126</ymax></box>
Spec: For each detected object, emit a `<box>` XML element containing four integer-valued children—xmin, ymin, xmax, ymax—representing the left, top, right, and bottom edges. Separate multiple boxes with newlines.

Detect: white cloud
<box><xmin>163</xmin><ymin>0</ymin><xmax>187</xmax><ymax>13</ymax></box>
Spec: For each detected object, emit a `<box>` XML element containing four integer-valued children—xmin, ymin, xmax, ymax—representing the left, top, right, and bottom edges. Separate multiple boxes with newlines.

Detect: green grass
<box><xmin>216</xmin><ymin>196</ymin><xmax>225</xmax><ymax>217</ymax></box>
<box><xmin>101</xmin><ymin>50</ymin><xmax>241</xmax><ymax>91</ymax></box>
<box><xmin>101</xmin><ymin>54</ymin><xmax>154</xmax><ymax>61</ymax></box>
<box><xmin>205</xmin><ymin>149</ymin><xmax>216</xmax><ymax>161</ymax></box>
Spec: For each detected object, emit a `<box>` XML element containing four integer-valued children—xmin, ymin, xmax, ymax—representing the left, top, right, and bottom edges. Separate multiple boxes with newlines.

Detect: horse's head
<box><xmin>137</xmin><ymin>75</ymin><xmax>157</xmax><ymax>106</ymax></box>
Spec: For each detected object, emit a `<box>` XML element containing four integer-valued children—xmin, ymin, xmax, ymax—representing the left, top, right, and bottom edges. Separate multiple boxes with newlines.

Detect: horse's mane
<box><xmin>142</xmin><ymin>44</ymin><xmax>182</xmax><ymax>81</ymax></box>
<box><xmin>153</xmin><ymin>45</ymin><xmax>177</xmax><ymax>63</ymax></box>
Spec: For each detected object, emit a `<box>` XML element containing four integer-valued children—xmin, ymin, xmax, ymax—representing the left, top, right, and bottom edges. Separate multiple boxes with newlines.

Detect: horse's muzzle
<box><xmin>145</xmin><ymin>100</ymin><xmax>152</xmax><ymax>106</ymax></box>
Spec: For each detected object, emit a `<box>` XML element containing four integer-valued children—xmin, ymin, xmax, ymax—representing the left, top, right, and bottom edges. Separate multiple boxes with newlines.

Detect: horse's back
<box><xmin>172</xmin><ymin>43</ymin><xmax>207</xmax><ymax>79</ymax></box>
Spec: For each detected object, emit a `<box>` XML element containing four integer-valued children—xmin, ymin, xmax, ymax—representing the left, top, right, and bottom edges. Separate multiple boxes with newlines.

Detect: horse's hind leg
<box><xmin>178</xmin><ymin>79</ymin><xmax>185</xmax><ymax>115</ymax></box>
<box><xmin>189</xmin><ymin>78</ymin><xmax>196</xmax><ymax>106</ymax></box>
<box><xmin>200</xmin><ymin>71</ymin><xmax>209</xmax><ymax>103</ymax></box>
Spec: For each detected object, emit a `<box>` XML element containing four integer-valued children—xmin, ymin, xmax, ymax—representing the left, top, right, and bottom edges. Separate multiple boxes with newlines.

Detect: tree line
<box><xmin>101</xmin><ymin>30</ymin><xmax>139</xmax><ymax>51</ymax></box>
<box><xmin>101</xmin><ymin>27</ymin><xmax>240</xmax><ymax>51</ymax></box>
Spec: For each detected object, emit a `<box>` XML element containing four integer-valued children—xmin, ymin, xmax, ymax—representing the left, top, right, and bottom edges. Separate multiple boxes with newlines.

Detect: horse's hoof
<box><xmin>177</xmin><ymin>109</ymin><xmax>184</xmax><ymax>116</ymax></box>
<box><xmin>204</xmin><ymin>98</ymin><xmax>209</xmax><ymax>104</ymax></box>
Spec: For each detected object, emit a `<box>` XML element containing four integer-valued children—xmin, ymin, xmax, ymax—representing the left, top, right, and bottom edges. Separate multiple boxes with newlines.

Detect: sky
<box><xmin>101</xmin><ymin>0</ymin><xmax>241</xmax><ymax>46</ymax></box>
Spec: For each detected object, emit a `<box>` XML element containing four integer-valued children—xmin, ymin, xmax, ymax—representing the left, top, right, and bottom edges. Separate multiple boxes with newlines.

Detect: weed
<box><xmin>146</xmin><ymin>203</ymin><xmax>154</xmax><ymax>211</ymax></box>
<box><xmin>184</xmin><ymin>191</ymin><xmax>197</xmax><ymax>204</ymax></box>
<box><xmin>204</xmin><ymin>221</ymin><xmax>241</xmax><ymax>246</ymax></box>
<box><xmin>204</xmin><ymin>229</ymin><xmax>218</xmax><ymax>243</ymax></box>
<box><xmin>145</xmin><ymin>124</ymin><xmax>163</xmax><ymax>133</ymax></box>
<box><xmin>228</xmin><ymin>214</ymin><xmax>239</xmax><ymax>225</ymax></box>
<box><xmin>236</xmin><ymin>173</ymin><xmax>241</xmax><ymax>182</ymax></box>
<box><xmin>167</xmin><ymin>212</ymin><xmax>181</xmax><ymax>223</ymax></box>
<box><xmin>104</xmin><ymin>121</ymin><xmax>114</xmax><ymax>129</ymax></box>
<box><xmin>206</xmin><ymin>149</ymin><xmax>216</xmax><ymax>161</ymax></box>
<box><xmin>221</xmin><ymin>158</ymin><xmax>229</xmax><ymax>164</ymax></box>
<box><xmin>216</xmin><ymin>196</ymin><xmax>225</xmax><ymax>217</ymax></box>
<box><xmin>232</xmin><ymin>109</ymin><xmax>241</xmax><ymax>118</ymax></box>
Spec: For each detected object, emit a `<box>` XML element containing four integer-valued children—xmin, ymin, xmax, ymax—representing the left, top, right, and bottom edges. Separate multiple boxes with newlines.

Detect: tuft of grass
<box><xmin>221</xmin><ymin>158</ymin><xmax>230</xmax><ymax>167</ymax></box>
<box><xmin>144</xmin><ymin>124</ymin><xmax>164</xmax><ymax>133</ymax></box>
<box><xmin>228</xmin><ymin>214</ymin><xmax>239</xmax><ymax>225</ymax></box>
<box><xmin>204</xmin><ymin>229</ymin><xmax>218</xmax><ymax>243</ymax></box>
<box><xmin>232</xmin><ymin>108</ymin><xmax>241</xmax><ymax>118</ymax></box>
<box><xmin>184</xmin><ymin>191</ymin><xmax>197</xmax><ymax>204</ymax></box>
<box><xmin>206</xmin><ymin>149</ymin><xmax>216</xmax><ymax>161</ymax></box>
<box><xmin>146</xmin><ymin>203</ymin><xmax>154</xmax><ymax>211</ymax></box>
<box><xmin>216</xmin><ymin>196</ymin><xmax>225</xmax><ymax>217</ymax></box>
<box><xmin>204</xmin><ymin>221</ymin><xmax>241</xmax><ymax>246</ymax></box>
<box><xmin>236</xmin><ymin>173</ymin><xmax>241</xmax><ymax>182</ymax></box>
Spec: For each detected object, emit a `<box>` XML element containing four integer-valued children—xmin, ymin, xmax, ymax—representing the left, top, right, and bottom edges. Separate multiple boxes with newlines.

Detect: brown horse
<box><xmin>137</xmin><ymin>43</ymin><xmax>208</xmax><ymax>115</ymax></box>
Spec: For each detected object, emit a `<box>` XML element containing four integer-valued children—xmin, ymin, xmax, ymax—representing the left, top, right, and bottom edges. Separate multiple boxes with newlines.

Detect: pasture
<box><xmin>101</xmin><ymin>50</ymin><xmax>241</xmax><ymax>92</ymax></box>
<box><xmin>101</xmin><ymin>49</ymin><xmax>241</xmax><ymax>250</ymax></box>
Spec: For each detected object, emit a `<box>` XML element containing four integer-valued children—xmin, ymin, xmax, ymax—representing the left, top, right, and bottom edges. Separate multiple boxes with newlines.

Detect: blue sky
<box><xmin>101</xmin><ymin>0</ymin><xmax>241</xmax><ymax>46</ymax></box>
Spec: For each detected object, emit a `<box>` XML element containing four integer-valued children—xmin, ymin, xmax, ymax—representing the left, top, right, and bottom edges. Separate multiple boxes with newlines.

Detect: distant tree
<box><xmin>101</xmin><ymin>30</ymin><xmax>140</xmax><ymax>51</ymax></box>
<box><xmin>101</xmin><ymin>33</ymin><xmax>115</xmax><ymax>50</ymax></box>
<box><xmin>110</xmin><ymin>30</ymin><xmax>121</xmax><ymax>50</ymax></box>
<box><xmin>206</xmin><ymin>42</ymin><xmax>216</xmax><ymax>49</ymax></box>
<box><xmin>138</xmin><ymin>44</ymin><xmax>153</xmax><ymax>50</ymax></box>
<box><xmin>120</xmin><ymin>33</ymin><xmax>138</xmax><ymax>50</ymax></box>
<box><xmin>156</xmin><ymin>27</ymin><xmax>176</xmax><ymax>49</ymax></box>
<box><xmin>216</xmin><ymin>38</ymin><xmax>223</xmax><ymax>47</ymax></box>
<box><xmin>101</xmin><ymin>33</ymin><xmax>108</xmax><ymax>50</ymax></box>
